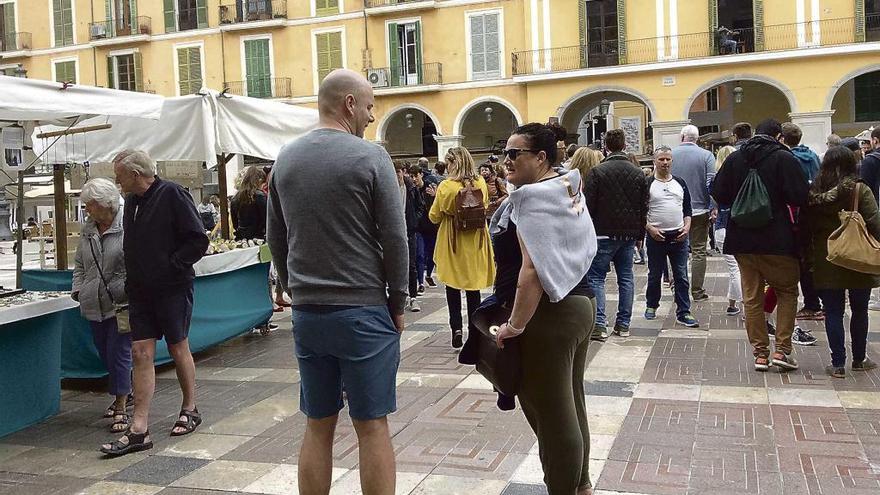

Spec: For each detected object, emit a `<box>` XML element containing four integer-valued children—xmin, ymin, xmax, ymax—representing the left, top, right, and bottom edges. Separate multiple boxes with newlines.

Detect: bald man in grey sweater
<box><xmin>267</xmin><ymin>68</ymin><xmax>407</xmax><ymax>495</ymax></box>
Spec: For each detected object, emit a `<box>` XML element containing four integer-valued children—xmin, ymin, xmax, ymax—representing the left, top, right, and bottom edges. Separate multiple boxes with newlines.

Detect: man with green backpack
<box><xmin>710</xmin><ymin>119</ymin><xmax>810</xmax><ymax>372</ymax></box>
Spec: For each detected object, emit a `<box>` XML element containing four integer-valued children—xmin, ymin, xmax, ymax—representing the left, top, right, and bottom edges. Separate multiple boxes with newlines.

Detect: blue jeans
<box><xmin>587</xmin><ymin>239</ymin><xmax>635</xmax><ymax>329</ymax></box>
<box><xmin>89</xmin><ymin>318</ymin><xmax>132</xmax><ymax>397</ymax></box>
<box><xmin>817</xmin><ymin>288</ymin><xmax>871</xmax><ymax>368</ymax></box>
<box><xmin>645</xmin><ymin>236</ymin><xmax>691</xmax><ymax>318</ymax></box>
<box><xmin>416</xmin><ymin>231</ymin><xmax>437</xmax><ymax>284</ymax></box>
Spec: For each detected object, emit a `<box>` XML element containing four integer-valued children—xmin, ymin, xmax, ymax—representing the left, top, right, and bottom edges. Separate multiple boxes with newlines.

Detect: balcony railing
<box><xmin>866</xmin><ymin>13</ymin><xmax>880</xmax><ymax>41</ymax></box>
<box><xmin>0</xmin><ymin>32</ymin><xmax>32</xmax><ymax>53</ymax></box>
<box><xmin>224</xmin><ymin>77</ymin><xmax>292</xmax><ymax>98</ymax></box>
<box><xmin>219</xmin><ymin>0</ymin><xmax>287</xmax><ymax>24</ymax></box>
<box><xmin>365</xmin><ymin>62</ymin><xmax>442</xmax><ymax>89</ymax></box>
<box><xmin>89</xmin><ymin>16</ymin><xmax>152</xmax><ymax>40</ymax></box>
<box><xmin>513</xmin><ymin>16</ymin><xmax>862</xmax><ymax>76</ymax></box>
<box><xmin>365</xmin><ymin>0</ymin><xmax>431</xmax><ymax>8</ymax></box>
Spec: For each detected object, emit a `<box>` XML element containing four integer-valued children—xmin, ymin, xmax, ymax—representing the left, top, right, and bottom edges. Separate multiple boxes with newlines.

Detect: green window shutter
<box><xmin>53</xmin><ymin>0</ymin><xmax>63</xmax><ymax>46</ymax></box>
<box><xmin>178</xmin><ymin>48</ymin><xmax>190</xmax><ymax>94</ymax></box>
<box><xmin>245</xmin><ymin>39</ymin><xmax>271</xmax><ymax>97</ymax></box>
<box><xmin>388</xmin><ymin>23</ymin><xmax>400</xmax><ymax>86</ymax></box>
<box><xmin>134</xmin><ymin>52</ymin><xmax>143</xmax><ymax>92</ymax></box>
<box><xmin>316</xmin><ymin>0</ymin><xmax>339</xmax><ymax>17</ymax></box>
<box><xmin>414</xmin><ymin>22</ymin><xmax>423</xmax><ymax>84</ymax></box>
<box><xmin>617</xmin><ymin>0</ymin><xmax>626</xmax><ymax>64</ymax></box>
<box><xmin>856</xmin><ymin>0</ymin><xmax>866</xmax><ymax>42</ymax></box>
<box><xmin>2</xmin><ymin>3</ymin><xmax>16</xmax><ymax>50</ymax></box>
<box><xmin>107</xmin><ymin>56</ymin><xmax>116</xmax><ymax>89</ymax></box>
<box><xmin>55</xmin><ymin>61</ymin><xmax>75</xmax><ymax>83</ymax></box>
<box><xmin>709</xmin><ymin>0</ymin><xmax>718</xmax><ymax>54</ymax></box>
<box><xmin>753</xmin><ymin>0</ymin><xmax>765</xmax><ymax>51</ymax></box>
<box><xmin>329</xmin><ymin>32</ymin><xmax>343</xmax><ymax>73</ymax></box>
<box><xmin>316</xmin><ymin>33</ymin><xmax>330</xmax><ymax>83</ymax></box>
<box><xmin>178</xmin><ymin>47</ymin><xmax>202</xmax><ymax>95</ymax></box>
<box><xmin>197</xmin><ymin>0</ymin><xmax>208</xmax><ymax>29</ymax></box>
<box><xmin>60</xmin><ymin>0</ymin><xmax>73</xmax><ymax>46</ymax></box>
<box><xmin>129</xmin><ymin>0</ymin><xmax>138</xmax><ymax>28</ymax></box>
<box><xmin>164</xmin><ymin>0</ymin><xmax>176</xmax><ymax>33</ymax></box>
<box><xmin>578</xmin><ymin>1</ymin><xmax>586</xmax><ymax>68</ymax></box>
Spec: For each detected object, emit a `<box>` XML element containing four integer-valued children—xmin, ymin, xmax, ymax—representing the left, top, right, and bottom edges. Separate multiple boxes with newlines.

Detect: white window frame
<box><xmin>48</xmin><ymin>0</ymin><xmax>77</xmax><ymax>47</ymax></box>
<box><xmin>51</xmin><ymin>55</ymin><xmax>79</xmax><ymax>83</ymax></box>
<box><xmin>108</xmin><ymin>48</ymin><xmax>139</xmax><ymax>90</ymax></box>
<box><xmin>310</xmin><ymin>26</ymin><xmax>347</xmax><ymax>95</ymax></box>
<box><xmin>172</xmin><ymin>40</ymin><xmax>206</xmax><ymax>97</ymax></box>
<box><xmin>310</xmin><ymin>0</ymin><xmax>344</xmax><ymax>18</ymax></box>
<box><xmin>239</xmin><ymin>33</ymin><xmax>275</xmax><ymax>97</ymax></box>
<box><xmin>383</xmin><ymin>16</ymin><xmax>421</xmax><ymax>68</ymax></box>
<box><xmin>465</xmin><ymin>8</ymin><xmax>505</xmax><ymax>81</ymax></box>
<box><xmin>0</xmin><ymin>62</ymin><xmax>19</xmax><ymax>76</ymax></box>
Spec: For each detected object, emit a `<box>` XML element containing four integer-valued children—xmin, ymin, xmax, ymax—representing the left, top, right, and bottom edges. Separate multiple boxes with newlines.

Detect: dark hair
<box><xmin>840</xmin><ymin>137</ymin><xmax>861</xmax><ymax>152</ymax></box>
<box><xmin>873</xmin><ymin>128</ymin><xmax>880</xmax><ymax>142</ymax></box>
<box><xmin>755</xmin><ymin>119</ymin><xmax>782</xmax><ymax>138</ymax></box>
<box><xmin>512</xmin><ymin>122</ymin><xmax>558</xmax><ymax>165</ymax></box>
<box><xmin>733</xmin><ymin>122</ymin><xmax>752</xmax><ymax>140</ymax></box>
<box><xmin>479</xmin><ymin>163</ymin><xmax>494</xmax><ymax>173</ymax></box>
<box><xmin>566</xmin><ymin>143</ymin><xmax>579</xmax><ymax>158</ymax></box>
<box><xmin>407</xmin><ymin>164</ymin><xmax>422</xmax><ymax>176</ymax></box>
<box><xmin>547</xmin><ymin>121</ymin><xmax>568</xmax><ymax>142</ymax></box>
<box><xmin>393</xmin><ymin>161</ymin><xmax>406</xmax><ymax>172</ymax></box>
<box><xmin>434</xmin><ymin>162</ymin><xmax>447</xmax><ymax>175</ymax></box>
<box><xmin>813</xmin><ymin>145</ymin><xmax>858</xmax><ymax>194</ymax></box>
<box><xmin>781</xmin><ymin>122</ymin><xmax>803</xmax><ymax>147</ymax></box>
<box><xmin>605</xmin><ymin>129</ymin><xmax>627</xmax><ymax>153</ymax></box>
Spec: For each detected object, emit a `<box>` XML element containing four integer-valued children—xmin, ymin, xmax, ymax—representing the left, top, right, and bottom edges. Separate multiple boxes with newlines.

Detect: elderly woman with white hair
<box><xmin>72</xmin><ymin>177</ymin><xmax>131</xmax><ymax>433</ymax></box>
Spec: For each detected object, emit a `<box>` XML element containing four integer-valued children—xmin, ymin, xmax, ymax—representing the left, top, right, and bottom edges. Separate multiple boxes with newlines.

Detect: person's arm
<box><xmin>170</xmin><ymin>188</ymin><xmax>210</xmax><ymax>270</ymax></box>
<box><xmin>711</xmin><ymin>153</ymin><xmax>736</xmax><ymax>205</ymax></box>
<box><xmin>859</xmin><ymin>184</ymin><xmax>880</xmax><ymax>241</ymax></box>
<box><xmin>780</xmin><ymin>153</ymin><xmax>810</xmax><ymax>208</ymax></box>
<box><xmin>496</xmin><ymin>234</ymin><xmax>544</xmax><ymax>348</ymax></box>
<box><xmin>373</xmin><ymin>152</ymin><xmax>409</xmax><ymax>329</ymax></box>
<box><xmin>71</xmin><ymin>240</ymin><xmax>84</xmax><ymax>301</ymax></box>
<box><xmin>675</xmin><ymin>179</ymin><xmax>694</xmax><ymax>242</ymax></box>
<box><xmin>860</xmin><ymin>156</ymin><xmax>880</xmax><ymax>204</ymax></box>
<box><xmin>266</xmin><ymin>172</ymin><xmax>289</xmax><ymax>292</ymax></box>
<box><xmin>705</xmin><ymin>151</ymin><xmax>717</xmax><ymax>212</ymax></box>
<box><xmin>256</xmin><ymin>192</ymin><xmax>268</xmax><ymax>238</ymax></box>
<box><xmin>495</xmin><ymin>178</ymin><xmax>508</xmax><ymax>203</ymax></box>
<box><xmin>584</xmin><ymin>170</ymin><xmax>598</xmax><ymax>216</ymax></box>
<box><xmin>428</xmin><ymin>181</ymin><xmax>446</xmax><ymax>224</ymax></box>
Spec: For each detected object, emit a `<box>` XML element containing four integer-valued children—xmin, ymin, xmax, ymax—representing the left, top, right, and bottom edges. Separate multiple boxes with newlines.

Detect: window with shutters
<box><xmin>164</xmin><ymin>0</ymin><xmax>208</xmax><ymax>33</ymax></box>
<box><xmin>107</xmin><ymin>53</ymin><xmax>142</xmax><ymax>92</ymax></box>
<box><xmin>177</xmin><ymin>46</ymin><xmax>203</xmax><ymax>95</ymax></box>
<box><xmin>706</xmin><ymin>88</ymin><xmax>719</xmax><ymax>112</ymax></box>
<box><xmin>52</xmin><ymin>0</ymin><xmax>74</xmax><ymax>47</ymax></box>
<box><xmin>0</xmin><ymin>1</ymin><xmax>16</xmax><ymax>51</ymax></box>
<box><xmin>387</xmin><ymin>20</ymin><xmax>422</xmax><ymax>86</ymax></box>
<box><xmin>107</xmin><ymin>0</ymin><xmax>138</xmax><ymax>36</ymax></box>
<box><xmin>54</xmin><ymin>60</ymin><xmax>76</xmax><ymax>83</ymax></box>
<box><xmin>467</xmin><ymin>11</ymin><xmax>502</xmax><ymax>80</ymax></box>
<box><xmin>314</xmin><ymin>0</ymin><xmax>340</xmax><ymax>17</ymax></box>
<box><xmin>244</xmin><ymin>38</ymin><xmax>272</xmax><ymax>98</ymax></box>
<box><xmin>855</xmin><ymin>71</ymin><xmax>880</xmax><ymax>122</ymax></box>
<box><xmin>314</xmin><ymin>30</ymin><xmax>343</xmax><ymax>85</ymax></box>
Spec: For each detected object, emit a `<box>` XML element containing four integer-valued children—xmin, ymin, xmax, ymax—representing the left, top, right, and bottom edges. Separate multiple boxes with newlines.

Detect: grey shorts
<box><xmin>291</xmin><ymin>305</ymin><xmax>400</xmax><ymax>420</ymax></box>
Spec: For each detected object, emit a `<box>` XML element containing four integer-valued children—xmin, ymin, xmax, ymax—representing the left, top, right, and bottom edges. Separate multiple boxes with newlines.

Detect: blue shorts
<box><xmin>292</xmin><ymin>305</ymin><xmax>400</xmax><ymax>420</ymax></box>
<box><xmin>129</xmin><ymin>286</ymin><xmax>193</xmax><ymax>345</ymax></box>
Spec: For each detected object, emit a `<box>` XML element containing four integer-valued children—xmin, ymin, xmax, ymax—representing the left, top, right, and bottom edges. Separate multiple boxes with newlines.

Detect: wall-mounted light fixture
<box><xmin>484</xmin><ymin>106</ymin><xmax>493</xmax><ymax>123</ymax></box>
<box><xmin>405</xmin><ymin>113</ymin><xmax>414</xmax><ymax>129</ymax></box>
<box><xmin>599</xmin><ymin>99</ymin><xmax>610</xmax><ymax>116</ymax></box>
<box><xmin>733</xmin><ymin>85</ymin><xmax>744</xmax><ymax>104</ymax></box>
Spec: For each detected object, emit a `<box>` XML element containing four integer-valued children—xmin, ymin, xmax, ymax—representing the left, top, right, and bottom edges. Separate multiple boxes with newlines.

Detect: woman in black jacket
<box><xmin>231</xmin><ymin>166</ymin><xmax>268</xmax><ymax>241</ymax></box>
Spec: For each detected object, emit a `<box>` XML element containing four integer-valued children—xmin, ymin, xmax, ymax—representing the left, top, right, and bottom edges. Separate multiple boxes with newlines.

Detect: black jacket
<box><xmin>860</xmin><ymin>149</ymin><xmax>880</xmax><ymax>206</ymax></box>
<box><xmin>231</xmin><ymin>190</ymin><xmax>267</xmax><ymax>240</ymax></box>
<box><xmin>584</xmin><ymin>152</ymin><xmax>649</xmax><ymax>240</ymax></box>
<box><xmin>404</xmin><ymin>176</ymin><xmax>425</xmax><ymax>234</ymax></box>
<box><xmin>710</xmin><ymin>135</ymin><xmax>809</xmax><ymax>256</ymax></box>
<box><xmin>123</xmin><ymin>178</ymin><xmax>210</xmax><ymax>297</ymax></box>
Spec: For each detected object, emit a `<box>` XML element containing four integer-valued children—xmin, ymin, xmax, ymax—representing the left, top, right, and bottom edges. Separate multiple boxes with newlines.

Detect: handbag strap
<box><xmin>87</xmin><ymin>235</ymin><xmax>116</xmax><ymax>306</ymax></box>
<box><xmin>852</xmin><ymin>183</ymin><xmax>860</xmax><ymax>213</ymax></box>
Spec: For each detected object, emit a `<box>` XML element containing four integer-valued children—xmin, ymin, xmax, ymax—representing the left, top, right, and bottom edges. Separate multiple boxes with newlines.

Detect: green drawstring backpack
<box><xmin>731</xmin><ymin>165</ymin><xmax>773</xmax><ymax>228</ymax></box>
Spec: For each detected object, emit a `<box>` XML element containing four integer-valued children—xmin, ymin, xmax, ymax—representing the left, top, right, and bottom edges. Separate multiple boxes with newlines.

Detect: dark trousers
<box><xmin>89</xmin><ymin>318</ymin><xmax>132</xmax><ymax>397</ymax></box>
<box><xmin>817</xmin><ymin>288</ymin><xmax>871</xmax><ymax>367</ymax></box>
<box><xmin>416</xmin><ymin>231</ymin><xmax>437</xmax><ymax>284</ymax></box>
<box><xmin>446</xmin><ymin>286</ymin><xmax>481</xmax><ymax>331</ymax></box>
<box><xmin>646</xmin><ymin>236</ymin><xmax>691</xmax><ymax>318</ymax></box>
<box><xmin>407</xmin><ymin>232</ymin><xmax>418</xmax><ymax>298</ymax></box>
<box><xmin>799</xmin><ymin>260</ymin><xmax>822</xmax><ymax>311</ymax></box>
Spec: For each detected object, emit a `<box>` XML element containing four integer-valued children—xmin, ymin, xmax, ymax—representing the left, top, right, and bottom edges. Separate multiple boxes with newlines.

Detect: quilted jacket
<box><xmin>584</xmin><ymin>152</ymin><xmax>649</xmax><ymax>241</ymax></box>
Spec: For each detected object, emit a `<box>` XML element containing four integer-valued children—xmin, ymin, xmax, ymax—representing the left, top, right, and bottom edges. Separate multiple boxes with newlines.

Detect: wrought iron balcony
<box><xmin>89</xmin><ymin>16</ymin><xmax>152</xmax><ymax>41</ymax></box>
<box><xmin>364</xmin><ymin>63</ymin><xmax>442</xmax><ymax>89</ymax></box>
<box><xmin>513</xmin><ymin>16</ymin><xmax>862</xmax><ymax>76</ymax></box>
<box><xmin>0</xmin><ymin>32</ymin><xmax>32</xmax><ymax>53</ymax></box>
<box><xmin>224</xmin><ymin>77</ymin><xmax>292</xmax><ymax>98</ymax></box>
<box><xmin>219</xmin><ymin>0</ymin><xmax>287</xmax><ymax>25</ymax></box>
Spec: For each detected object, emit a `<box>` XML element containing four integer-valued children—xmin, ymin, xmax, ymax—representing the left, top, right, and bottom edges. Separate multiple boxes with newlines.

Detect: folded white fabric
<box><xmin>508</xmin><ymin>170</ymin><xmax>598</xmax><ymax>302</ymax></box>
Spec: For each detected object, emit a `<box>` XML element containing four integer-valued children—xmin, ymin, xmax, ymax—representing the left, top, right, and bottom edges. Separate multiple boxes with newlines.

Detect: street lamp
<box><xmin>484</xmin><ymin>106</ymin><xmax>493</xmax><ymax>123</ymax></box>
<box><xmin>733</xmin><ymin>85</ymin><xmax>744</xmax><ymax>104</ymax></box>
<box><xmin>599</xmin><ymin>99</ymin><xmax>610</xmax><ymax>117</ymax></box>
<box><xmin>405</xmin><ymin>112</ymin><xmax>414</xmax><ymax>129</ymax></box>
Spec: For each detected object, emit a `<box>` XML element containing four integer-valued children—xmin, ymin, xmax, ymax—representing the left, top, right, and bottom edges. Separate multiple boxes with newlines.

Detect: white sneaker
<box><xmin>408</xmin><ymin>297</ymin><xmax>421</xmax><ymax>313</ymax></box>
<box><xmin>870</xmin><ymin>300</ymin><xmax>880</xmax><ymax>311</ymax></box>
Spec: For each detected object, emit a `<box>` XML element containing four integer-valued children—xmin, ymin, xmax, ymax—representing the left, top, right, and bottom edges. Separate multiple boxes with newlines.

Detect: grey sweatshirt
<box><xmin>266</xmin><ymin>128</ymin><xmax>409</xmax><ymax>315</ymax></box>
<box><xmin>671</xmin><ymin>142</ymin><xmax>716</xmax><ymax>214</ymax></box>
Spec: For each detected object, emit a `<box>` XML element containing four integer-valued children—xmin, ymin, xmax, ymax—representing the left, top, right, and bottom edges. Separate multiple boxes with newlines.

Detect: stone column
<box><xmin>434</xmin><ymin>135</ymin><xmax>463</xmax><ymax>160</ymax></box>
<box><xmin>650</xmin><ymin>120</ymin><xmax>691</xmax><ymax>149</ymax></box>
<box><xmin>788</xmin><ymin>110</ymin><xmax>835</xmax><ymax>156</ymax></box>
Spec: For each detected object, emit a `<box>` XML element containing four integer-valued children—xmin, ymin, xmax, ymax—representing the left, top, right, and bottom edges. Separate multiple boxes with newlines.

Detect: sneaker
<box><xmin>754</xmin><ymin>356</ymin><xmax>770</xmax><ymax>372</ymax></box>
<box><xmin>591</xmin><ymin>325</ymin><xmax>608</xmax><ymax>342</ymax></box>
<box><xmin>766</xmin><ymin>320</ymin><xmax>776</xmax><ymax>338</ymax></box>
<box><xmin>613</xmin><ymin>325</ymin><xmax>630</xmax><ymax>338</ymax></box>
<box><xmin>408</xmin><ymin>298</ymin><xmax>421</xmax><ymax>313</ymax></box>
<box><xmin>870</xmin><ymin>300</ymin><xmax>880</xmax><ymax>311</ymax></box>
<box><xmin>792</xmin><ymin>327</ymin><xmax>817</xmax><ymax>346</ymax></box>
<box><xmin>633</xmin><ymin>258</ymin><xmax>645</xmax><ymax>265</ymax></box>
<box><xmin>726</xmin><ymin>305</ymin><xmax>741</xmax><ymax>316</ymax></box>
<box><xmin>644</xmin><ymin>307</ymin><xmax>657</xmax><ymax>320</ymax></box>
<box><xmin>417</xmin><ymin>285</ymin><xmax>425</xmax><ymax>294</ymax></box>
<box><xmin>451</xmin><ymin>329</ymin><xmax>463</xmax><ymax>349</ymax></box>
<box><xmin>826</xmin><ymin>365</ymin><xmax>846</xmax><ymax>378</ymax></box>
<box><xmin>771</xmin><ymin>352</ymin><xmax>799</xmax><ymax>371</ymax></box>
<box><xmin>676</xmin><ymin>313</ymin><xmax>700</xmax><ymax>328</ymax></box>
<box><xmin>852</xmin><ymin>357</ymin><xmax>878</xmax><ymax>371</ymax></box>
<box><xmin>692</xmin><ymin>292</ymin><xmax>710</xmax><ymax>302</ymax></box>
<box><xmin>425</xmin><ymin>277</ymin><xmax>437</xmax><ymax>288</ymax></box>
<box><xmin>795</xmin><ymin>308</ymin><xmax>824</xmax><ymax>320</ymax></box>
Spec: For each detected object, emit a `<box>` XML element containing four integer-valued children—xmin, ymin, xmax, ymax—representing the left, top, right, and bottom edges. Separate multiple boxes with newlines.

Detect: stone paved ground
<box><xmin>1</xmin><ymin>255</ymin><xmax>879</xmax><ymax>495</ymax></box>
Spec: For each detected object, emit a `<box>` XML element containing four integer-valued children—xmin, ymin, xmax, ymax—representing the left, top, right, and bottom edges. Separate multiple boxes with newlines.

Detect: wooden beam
<box><xmin>52</xmin><ymin>164</ymin><xmax>68</xmax><ymax>270</ymax></box>
<box><xmin>35</xmin><ymin>123</ymin><xmax>112</xmax><ymax>139</ymax></box>
<box><xmin>216</xmin><ymin>153</ymin><xmax>233</xmax><ymax>240</ymax></box>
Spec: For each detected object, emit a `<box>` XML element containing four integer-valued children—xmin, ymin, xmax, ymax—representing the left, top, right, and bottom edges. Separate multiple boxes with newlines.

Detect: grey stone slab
<box><xmin>501</xmin><ymin>482</ymin><xmax>549</xmax><ymax>495</ymax></box>
<box><xmin>108</xmin><ymin>455</ymin><xmax>210</xmax><ymax>486</ymax></box>
<box><xmin>584</xmin><ymin>380</ymin><xmax>635</xmax><ymax>397</ymax></box>
<box><xmin>157</xmin><ymin>489</ymin><xmax>261</xmax><ymax>495</ymax></box>
<box><xmin>0</xmin><ymin>472</ymin><xmax>95</xmax><ymax>495</ymax></box>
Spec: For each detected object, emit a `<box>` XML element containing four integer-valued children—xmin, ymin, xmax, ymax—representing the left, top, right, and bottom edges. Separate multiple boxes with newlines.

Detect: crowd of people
<box><xmin>63</xmin><ymin>64</ymin><xmax>880</xmax><ymax>495</ymax></box>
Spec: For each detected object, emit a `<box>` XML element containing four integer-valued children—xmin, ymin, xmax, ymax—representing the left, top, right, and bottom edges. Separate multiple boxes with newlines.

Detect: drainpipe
<box><xmin>363</xmin><ymin>9</ymin><xmax>370</xmax><ymax>69</ymax></box>
<box><xmin>90</xmin><ymin>0</ymin><xmax>98</xmax><ymax>84</ymax></box>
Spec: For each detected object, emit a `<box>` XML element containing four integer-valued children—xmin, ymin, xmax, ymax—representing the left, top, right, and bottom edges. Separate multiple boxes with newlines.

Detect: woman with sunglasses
<box><xmin>428</xmin><ymin>147</ymin><xmax>496</xmax><ymax>348</ymax></box>
<box><xmin>492</xmin><ymin>123</ymin><xmax>598</xmax><ymax>495</ymax></box>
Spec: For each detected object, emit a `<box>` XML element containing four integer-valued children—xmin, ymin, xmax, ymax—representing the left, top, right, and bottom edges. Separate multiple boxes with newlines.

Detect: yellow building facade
<box><xmin>3</xmin><ymin>0</ymin><xmax>880</xmax><ymax>158</ymax></box>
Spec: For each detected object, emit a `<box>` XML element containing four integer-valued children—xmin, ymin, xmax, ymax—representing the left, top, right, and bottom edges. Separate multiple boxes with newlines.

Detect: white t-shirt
<box><xmin>647</xmin><ymin>177</ymin><xmax>685</xmax><ymax>231</ymax></box>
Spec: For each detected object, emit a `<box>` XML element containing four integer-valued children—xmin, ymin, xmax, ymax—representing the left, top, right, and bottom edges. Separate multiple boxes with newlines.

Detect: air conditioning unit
<box><xmin>367</xmin><ymin>68</ymin><xmax>389</xmax><ymax>88</ymax></box>
<box><xmin>90</xmin><ymin>24</ymin><xmax>107</xmax><ymax>39</ymax></box>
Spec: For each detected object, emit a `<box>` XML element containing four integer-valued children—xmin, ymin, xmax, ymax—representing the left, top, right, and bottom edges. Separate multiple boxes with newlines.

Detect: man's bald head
<box><xmin>317</xmin><ymin>69</ymin><xmax>375</xmax><ymax>138</ymax></box>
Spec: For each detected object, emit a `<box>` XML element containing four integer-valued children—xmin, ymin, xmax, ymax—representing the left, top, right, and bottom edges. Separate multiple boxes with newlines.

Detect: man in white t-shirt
<box><xmin>644</xmin><ymin>146</ymin><xmax>699</xmax><ymax>328</ymax></box>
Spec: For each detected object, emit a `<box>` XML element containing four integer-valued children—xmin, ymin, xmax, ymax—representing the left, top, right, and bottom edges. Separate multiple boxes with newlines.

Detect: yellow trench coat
<box><xmin>428</xmin><ymin>177</ymin><xmax>496</xmax><ymax>291</ymax></box>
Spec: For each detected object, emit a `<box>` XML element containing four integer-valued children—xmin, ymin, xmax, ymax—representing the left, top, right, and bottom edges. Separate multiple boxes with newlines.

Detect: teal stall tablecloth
<box><xmin>22</xmin><ymin>262</ymin><xmax>272</xmax><ymax>378</ymax></box>
<box><xmin>0</xmin><ymin>308</ymin><xmax>64</xmax><ymax>438</ymax></box>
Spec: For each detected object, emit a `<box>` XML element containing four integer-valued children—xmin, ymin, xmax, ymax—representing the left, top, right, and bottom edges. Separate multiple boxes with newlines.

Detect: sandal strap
<box><xmin>107</xmin><ymin>430</ymin><xmax>148</xmax><ymax>451</ymax></box>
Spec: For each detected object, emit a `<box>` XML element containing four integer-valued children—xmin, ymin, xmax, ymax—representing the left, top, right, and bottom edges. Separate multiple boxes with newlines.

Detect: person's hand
<box><xmin>646</xmin><ymin>224</ymin><xmax>665</xmax><ymax>242</ymax></box>
<box><xmin>391</xmin><ymin>312</ymin><xmax>405</xmax><ymax>333</ymax></box>
<box><xmin>495</xmin><ymin>322</ymin><xmax>522</xmax><ymax>349</ymax></box>
<box><xmin>426</xmin><ymin>184</ymin><xmax>436</xmax><ymax>197</ymax></box>
<box><xmin>675</xmin><ymin>226</ymin><xmax>690</xmax><ymax>242</ymax></box>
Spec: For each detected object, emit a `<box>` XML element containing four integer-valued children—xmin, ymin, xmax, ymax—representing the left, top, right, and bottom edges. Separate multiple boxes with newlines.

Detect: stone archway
<box><xmin>683</xmin><ymin>74</ymin><xmax>798</xmax><ymax>120</ymax></box>
<box><xmin>376</xmin><ymin>104</ymin><xmax>443</xmax><ymax>158</ymax></box>
<box><xmin>453</xmin><ymin>96</ymin><xmax>523</xmax><ymax>155</ymax></box>
<box><xmin>827</xmin><ymin>65</ymin><xmax>880</xmax><ymax>138</ymax></box>
<box><xmin>558</xmin><ymin>86</ymin><xmax>657</xmax><ymax>154</ymax></box>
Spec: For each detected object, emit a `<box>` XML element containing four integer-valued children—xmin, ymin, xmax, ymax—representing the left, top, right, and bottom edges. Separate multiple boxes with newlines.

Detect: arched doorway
<box><xmin>687</xmin><ymin>79</ymin><xmax>792</xmax><ymax>150</ymax></box>
<box><xmin>455</xmin><ymin>98</ymin><xmax>522</xmax><ymax>156</ymax></box>
<box><xmin>828</xmin><ymin>67</ymin><xmax>880</xmax><ymax>138</ymax></box>
<box><xmin>378</xmin><ymin>106</ymin><xmax>440</xmax><ymax>159</ymax></box>
<box><xmin>559</xmin><ymin>88</ymin><xmax>656</xmax><ymax>155</ymax></box>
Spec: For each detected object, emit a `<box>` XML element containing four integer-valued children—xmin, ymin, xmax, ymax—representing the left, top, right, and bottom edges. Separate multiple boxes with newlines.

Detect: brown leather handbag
<box><xmin>469</xmin><ymin>303</ymin><xmax>521</xmax><ymax>396</ymax></box>
<box><xmin>827</xmin><ymin>183</ymin><xmax>880</xmax><ymax>275</ymax></box>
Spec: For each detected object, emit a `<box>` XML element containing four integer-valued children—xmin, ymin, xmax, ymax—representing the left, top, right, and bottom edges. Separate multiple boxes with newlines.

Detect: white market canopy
<box><xmin>32</xmin><ymin>89</ymin><xmax>319</xmax><ymax>168</ymax></box>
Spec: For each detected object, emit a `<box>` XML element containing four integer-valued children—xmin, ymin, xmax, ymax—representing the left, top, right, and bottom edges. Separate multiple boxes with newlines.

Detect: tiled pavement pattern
<box><xmin>2</xmin><ymin>256</ymin><xmax>880</xmax><ymax>494</ymax></box>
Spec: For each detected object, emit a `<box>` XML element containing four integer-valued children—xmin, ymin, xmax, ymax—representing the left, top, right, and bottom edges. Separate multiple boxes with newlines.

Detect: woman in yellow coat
<box><xmin>429</xmin><ymin>146</ymin><xmax>496</xmax><ymax>348</ymax></box>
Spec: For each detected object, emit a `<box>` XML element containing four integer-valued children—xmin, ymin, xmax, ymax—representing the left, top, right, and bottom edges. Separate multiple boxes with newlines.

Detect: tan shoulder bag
<box><xmin>826</xmin><ymin>183</ymin><xmax>880</xmax><ymax>275</ymax></box>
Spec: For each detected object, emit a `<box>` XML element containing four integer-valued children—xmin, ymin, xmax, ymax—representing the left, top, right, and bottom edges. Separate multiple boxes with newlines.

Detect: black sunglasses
<box><xmin>501</xmin><ymin>148</ymin><xmax>540</xmax><ymax>160</ymax></box>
